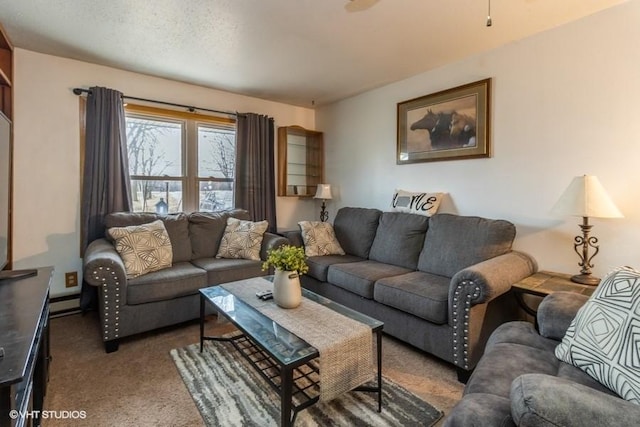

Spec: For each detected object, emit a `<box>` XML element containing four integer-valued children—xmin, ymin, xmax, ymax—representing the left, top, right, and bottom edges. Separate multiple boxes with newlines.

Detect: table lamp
<box><xmin>314</xmin><ymin>184</ymin><xmax>332</xmax><ymax>222</ymax></box>
<box><xmin>550</xmin><ymin>175</ymin><xmax>623</xmax><ymax>285</ymax></box>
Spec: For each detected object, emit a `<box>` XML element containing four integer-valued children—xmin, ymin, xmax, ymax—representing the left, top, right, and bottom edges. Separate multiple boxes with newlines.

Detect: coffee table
<box><xmin>199</xmin><ymin>277</ymin><xmax>384</xmax><ymax>426</ymax></box>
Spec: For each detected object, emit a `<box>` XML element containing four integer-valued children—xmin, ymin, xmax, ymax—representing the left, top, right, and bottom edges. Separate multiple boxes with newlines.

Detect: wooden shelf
<box><xmin>0</xmin><ymin>22</ymin><xmax>12</xmax><ymax>120</ymax></box>
<box><xmin>0</xmin><ymin>21</ymin><xmax>12</xmax><ymax>270</ymax></box>
<box><xmin>278</xmin><ymin>126</ymin><xmax>324</xmax><ymax>197</ymax></box>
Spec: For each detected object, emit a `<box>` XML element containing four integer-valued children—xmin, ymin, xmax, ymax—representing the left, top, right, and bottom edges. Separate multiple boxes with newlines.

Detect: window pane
<box><xmin>130</xmin><ymin>179</ymin><xmax>183</xmax><ymax>213</ymax></box>
<box><xmin>126</xmin><ymin>116</ymin><xmax>182</xmax><ymax>177</ymax></box>
<box><xmin>199</xmin><ymin>181</ymin><xmax>234</xmax><ymax>212</ymax></box>
<box><xmin>198</xmin><ymin>125</ymin><xmax>235</xmax><ymax>179</ymax></box>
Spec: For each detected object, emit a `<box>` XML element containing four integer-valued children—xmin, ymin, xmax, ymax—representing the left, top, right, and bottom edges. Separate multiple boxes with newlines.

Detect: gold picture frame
<box><xmin>397</xmin><ymin>78</ymin><xmax>491</xmax><ymax>164</ymax></box>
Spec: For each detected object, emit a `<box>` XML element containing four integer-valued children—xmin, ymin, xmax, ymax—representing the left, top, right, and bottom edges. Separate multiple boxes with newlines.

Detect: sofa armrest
<box><xmin>448</xmin><ymin>251</ymin><xmax>537</xmax><ymax>371</ymax></box>
<box><xmin>260</xmin><ymin>232</ymin><xmax>289</xmax><ymax>260</ymax></box>
<box><xmin>450</xmin><ymin>251</ymin><xmax>538</xmax><ymax>307</ymax></box>
<box><xmin>83</xmin><ymin>238</ymin><xmax>129</xmax><ymax>343</ymax></box>
<box><xmin>83</xmin><ymin>238</ymin><xmax>128</xmax><ymax>291</ymax></box>
<box><xmin>511</xmin><ymin>373</ymin><xmax>640</xmax><ymax>427</ymax></box>
<box><xmin>537</xmin><ymin>292</ymin><xmax>589</xmax><ymax>340</ymax></box>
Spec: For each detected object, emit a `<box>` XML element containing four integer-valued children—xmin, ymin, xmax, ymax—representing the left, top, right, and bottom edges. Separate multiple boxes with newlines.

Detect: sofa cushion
<box><xmin>306</xmin><ymin>254</ymin><xmax>365</xmax><ymax>282</ymax></box>
<box><xmin>191</xmin><ymin>257</ymin><xmax>264</xmax><ymax>286</ymax></box>
<box><xmin>127</xmin><ymin>261</ymin><xmax>207</xmax><ymax>304</ymax></box>
<box><xmin>189</xmin><ymin>209</ymin><xmax>251</xmax><ymax>259</ymax></box>
<box><xmin>555</xmin><ymin>266</ymin><xmax>640</xmax><ymax>404</ymax></box>
<box><xmin>374</xmin><ymin>271</ymin><xmax>449</xmax><ymax>324</ymax></box>
<box><xmin>556</xmin><ymin>362</ymin><xmax>619</xmax><ymax>395</ymax></box>
<box><xmin>510</xmin><ymin>374</ymin><xmax>636</xmax><ymax>427</ymax></box>
<box><xmin>298</xmin><ymin>221</ymin><xmax>345</xmax><ymax>256</ymax></box>
<box><xmin>444</xmin><ymin>393</ymin><xmax>515</xmax><ymax>427</ymax></box>
<box><xmin>105</xmin><ymin>212</ymin><xmax>192</xmax><ymax>263</ymax></box>
<box><xmin>333</xmin><ymin>207</ymin><xmax>382</xmax><ymax>259</ymax></box>
<box><xmin>481</xmin><ymin>321</ymin><xmax>614</xmax><ymax>397</ymax></box>
<box><xmin>486</xmin><ymin>321</ymin><xmax>559</xmax><ymax>354</ymax></box>
<box><xmin>418</xmin><ymin>214</ymin><xmax>515</xmax><ymax>278</ymax></box>
<box><xmin>327</xmin><ymin>260</ymin><xmax>412</xmax><ymax>299</ymax></box>
<box><xmin>465</xmin><ymin>342</ymin><xmax>560</xmax><ymax>398</ymax></box>
<box><xmin>107</xmin><ymin>220</ymin><xmax>173</xmax><ymax>278</ymax></box>
<box><xmin>216</xmin><ymin>218</ymin><xmax>268</xmax><ymax>261</ymax></box>
<box><xmin>369</xmin><ymin>212</ymin><xmax>429</xmax><ymax>269</ymax></box>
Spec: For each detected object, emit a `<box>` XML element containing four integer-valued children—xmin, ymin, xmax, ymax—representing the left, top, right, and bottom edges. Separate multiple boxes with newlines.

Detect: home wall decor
<box><xmin>397</xmin><ymin>78</ymin><xmax>491</xmax><ymax>164</ymax></box>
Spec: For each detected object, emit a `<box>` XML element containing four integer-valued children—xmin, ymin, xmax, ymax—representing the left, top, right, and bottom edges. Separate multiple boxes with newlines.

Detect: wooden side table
<box><xmin>512</xmin><ymin>271</ymin><xmax>595</xmax><ymax>318</ymax></box>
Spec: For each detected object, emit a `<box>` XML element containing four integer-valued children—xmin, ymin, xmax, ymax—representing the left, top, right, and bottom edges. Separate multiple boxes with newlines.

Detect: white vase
<box><xmin>273</xmin><ymin>269</ymin><xmax>302</xmax><ymax>309</ymax></box>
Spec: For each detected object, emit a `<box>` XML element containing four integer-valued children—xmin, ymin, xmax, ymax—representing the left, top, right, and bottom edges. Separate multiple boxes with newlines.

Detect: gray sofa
<box><xmin>83</xmin><ymin>209</ymin><xmax>287</xmax><ymax>352</ymax></box>
<box><xmin>285</xmin><ymin>207</ymin><xmax>538</xmax><ymax>379</ymax></box>
<box><xmin>444</xmin><ymin>291</ymin><xmax>640</xmax><ymax>426</ymax></box>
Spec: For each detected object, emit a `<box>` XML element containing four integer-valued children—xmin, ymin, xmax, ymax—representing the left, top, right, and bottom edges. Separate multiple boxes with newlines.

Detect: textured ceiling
<box><xmin>0</xmin><ymin>0</ymin><xmax>628</xmax><ymax>107</ymax></box>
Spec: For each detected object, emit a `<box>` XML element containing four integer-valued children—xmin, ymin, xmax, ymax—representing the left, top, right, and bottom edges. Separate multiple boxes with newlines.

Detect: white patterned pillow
<box><xmin>107</xmin><ymin>219</ymin><xmax>173</xmax><ymax>278</ymax></box>
<box><xmin>216</xmin><ymin>217</ymin><xmax>268</xmax><ymax>261</ymax></box>
<box><xmin>391</xmin><ymin>189</ymin><xmax>443</xmax><ymax>217</ymax></box>
<box><xmin>555</xmin><ymin>266</ymin><xmax>640</xmax><ymax>404</ymax></box>
<box><xmin>298</xmin><ymin>221</ymin><xmax>345</xmax><ymax>257</ymax></box>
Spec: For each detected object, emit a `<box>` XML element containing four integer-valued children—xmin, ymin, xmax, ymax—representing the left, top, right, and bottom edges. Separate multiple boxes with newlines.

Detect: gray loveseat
<box><xmin>444</xmin><ymin>291</ymin><xmax>640</xmax><ymax>426</ymax></box>
<box><xmin>83</xmin><ymin>209</ymin><xmax>287</xmax><ymax>352</ymax></box>
<box><xmin>286</xmin><ymin>207</ymin><xmax>538</xmax><ymax>379</ymax></box>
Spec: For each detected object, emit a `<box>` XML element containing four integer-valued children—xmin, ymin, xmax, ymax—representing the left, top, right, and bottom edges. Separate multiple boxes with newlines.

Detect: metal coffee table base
<box><xmin>200</xmin><ymin>294</ymin><xmax>383</xmax><ymax>426</ymax></box>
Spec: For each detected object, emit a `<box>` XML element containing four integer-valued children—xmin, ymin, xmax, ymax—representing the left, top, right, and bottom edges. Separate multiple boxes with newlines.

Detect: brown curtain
<box><xmin>80</xmin><ymin>86</ymin><xmax>133</xmax><ymax>310</ymax></box>
<box><xmin>234</xmin><ymin>113</ymin><xmax>277</xmax><ymax>233</ymax></box>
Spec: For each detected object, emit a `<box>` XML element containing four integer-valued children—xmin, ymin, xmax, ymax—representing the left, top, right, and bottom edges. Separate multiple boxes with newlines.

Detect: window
<box><xmin>124</xmin><ymin>105</ymin><xmax>236</xmax><ymax>213</ymax></box>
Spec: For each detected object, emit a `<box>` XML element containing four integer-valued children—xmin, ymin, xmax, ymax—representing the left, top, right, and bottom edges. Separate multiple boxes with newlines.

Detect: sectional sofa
<box><xmin>83</xmin><ymin>209</ymin><xmax>287</xmax><ymax>352</ymax></box>
<box><xmin>286</xmin><ymin>207</ymin><xmax>538</xmax><ymax>379</ymax></box>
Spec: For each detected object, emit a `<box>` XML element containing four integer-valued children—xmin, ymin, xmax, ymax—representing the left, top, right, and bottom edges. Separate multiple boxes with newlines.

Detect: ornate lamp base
<box><xmin>571</xmin><ymin>216</ymin><xmax>601</xmax><ymax>286</ymax></box>
<box><xmin>570</xmin><ymin>273</ymin><xmax>601</xmax><ymax>286</ymax></box>
<box><xmin>319</xmin><ymin>200</ymin><xmax>329</xmax><ymax>222</ymax></box>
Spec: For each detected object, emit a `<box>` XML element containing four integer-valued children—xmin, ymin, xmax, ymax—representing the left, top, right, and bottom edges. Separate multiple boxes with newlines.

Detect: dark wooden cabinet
<box><xmin>0</xmin><ymin>267</ymin><xmax>52</xmax><ymax>427</ymax></box>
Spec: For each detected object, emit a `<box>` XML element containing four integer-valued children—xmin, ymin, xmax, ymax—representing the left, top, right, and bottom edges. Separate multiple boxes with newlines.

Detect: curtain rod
<box><xmin>72</xmin><ymin>87</ymin><xmax>238</xmax><ymax>117</ymax></box>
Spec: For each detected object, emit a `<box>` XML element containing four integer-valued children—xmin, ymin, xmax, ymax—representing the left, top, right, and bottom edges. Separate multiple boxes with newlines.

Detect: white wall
<box><xmin>317</xmin><ymin>1</ymin><xmax>640</xmax><ymax>279</ymax></box>
<box><xmin>12</xmin><ymin>50</ymin><xmax>316</xmax><ymax>296</ymax></box>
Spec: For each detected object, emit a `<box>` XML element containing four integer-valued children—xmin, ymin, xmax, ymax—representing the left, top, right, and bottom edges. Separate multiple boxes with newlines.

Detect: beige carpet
<box><xmin>43</xmin><ymin>312</ymin><xmax>463</xmax><ymax>426</ymax></box>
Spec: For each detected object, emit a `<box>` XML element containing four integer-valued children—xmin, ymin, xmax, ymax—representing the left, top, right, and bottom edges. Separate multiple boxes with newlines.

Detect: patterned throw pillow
<box><xmin>391</xmin><ymin>189</ymin><xmax>443</xmax><ymax>217</ymax></box>
<box><xmin>298</xmin><ymin>221</ymin><xmax>345</xmax><ymax>257</ymax></box>
<box><xmin>107</xmin><ymin>219</ymin><xmax>173</xmax><ymax>278</ymax></box>
<box><xmin>555</xmin><ymin>266</ymin><xmax>640</xmax><ymax>404</ymax></box>
<box><xmin>216</xmin><ymin>217</ymin><xmax>269</xmax><ymax>261</ymax></box>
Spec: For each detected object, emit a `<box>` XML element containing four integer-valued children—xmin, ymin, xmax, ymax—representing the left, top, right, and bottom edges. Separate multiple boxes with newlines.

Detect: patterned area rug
<box><xmin>171</xmin><ymin>340</ymin><xmax>443</xmax><ymax>427</ymax></box>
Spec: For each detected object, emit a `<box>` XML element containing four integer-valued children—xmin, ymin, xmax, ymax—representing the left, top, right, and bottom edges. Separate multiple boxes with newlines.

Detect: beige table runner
<box><xmin>221</xmin><ymin>277</ymin><xmax>374</xmax><ymax>402</ymax></box>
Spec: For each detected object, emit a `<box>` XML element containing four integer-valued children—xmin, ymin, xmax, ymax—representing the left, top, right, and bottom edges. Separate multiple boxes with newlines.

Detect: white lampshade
<box><xmin>314</xmin><ymin>184</ymin><xmax>332</xmax><ymax>200</ymax></box>
<box><xmin>551</xmin><ymin>175</ymin><xmax>623</xmax><ymax>218</ymax></box>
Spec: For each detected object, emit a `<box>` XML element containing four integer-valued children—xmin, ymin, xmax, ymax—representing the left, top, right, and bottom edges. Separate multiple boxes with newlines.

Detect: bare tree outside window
<box><xmin>125</xmin><ymin>116</ymin><xmax>182</xmax><ymax>212</ymax></box>
<box><xmin>124</xmin><ymin>108</ymin><xmax>237</xmax><ymax>214</ymax></box>
<box><xmin>198</xmin><ymin>125</ymin><xmax>235</xmax><ymax>211</ymax></box>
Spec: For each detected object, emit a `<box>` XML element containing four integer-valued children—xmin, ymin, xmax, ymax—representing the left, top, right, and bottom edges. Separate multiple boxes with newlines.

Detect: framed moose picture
<box><xmin>397</xmin><ymin>78</ymin><xmax>491</xmax><ymax>164</ymax></box>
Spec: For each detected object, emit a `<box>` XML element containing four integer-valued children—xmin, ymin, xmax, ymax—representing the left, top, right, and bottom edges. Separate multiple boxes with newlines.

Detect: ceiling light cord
<box><xmin>486</xmin><ymin>0</ymin><xmax>492</xmax><ymax>27</ymax></box>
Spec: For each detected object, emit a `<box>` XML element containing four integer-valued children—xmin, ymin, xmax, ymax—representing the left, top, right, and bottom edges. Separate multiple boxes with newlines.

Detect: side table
<box><xmin>512</xmin><ymin>270</ymin><xmax>595</xmax><ymax>319</ymax></box>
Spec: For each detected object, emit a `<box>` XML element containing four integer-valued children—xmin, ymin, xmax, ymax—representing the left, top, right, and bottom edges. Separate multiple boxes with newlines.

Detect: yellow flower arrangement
<box><xmin>262</xmin><ymin>244</ymin><xmax>309</xmax><ymax>275</ymax></box>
